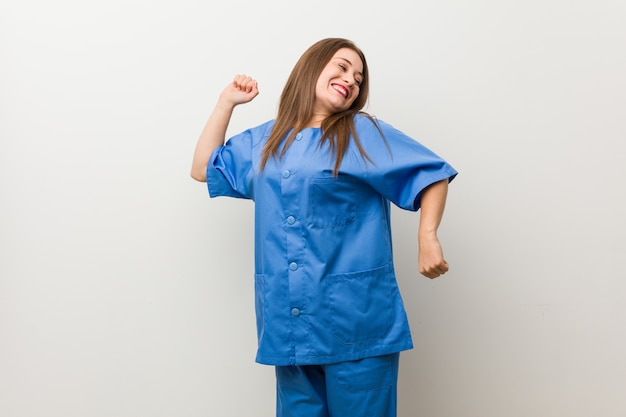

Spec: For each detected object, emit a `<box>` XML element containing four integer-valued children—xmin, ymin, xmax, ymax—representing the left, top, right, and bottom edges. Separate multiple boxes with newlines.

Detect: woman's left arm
<box><xmin>417</xmin><ymin>179</ymin><xmax>450</xmax><ymax>279</ymax></box>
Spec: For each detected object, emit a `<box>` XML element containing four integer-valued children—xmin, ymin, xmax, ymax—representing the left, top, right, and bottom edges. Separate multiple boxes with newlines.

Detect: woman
<box><xmin>191</xmin><ymin>38</ymin><xmax>457</xmax><ymax>417</ymax></box>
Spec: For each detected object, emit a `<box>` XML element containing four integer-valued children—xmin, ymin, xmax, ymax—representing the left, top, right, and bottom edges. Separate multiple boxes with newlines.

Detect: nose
<box><xmin>342</xmin><ymin>74</ymin><xmax>356</xmax><ymax>87</ymax></box>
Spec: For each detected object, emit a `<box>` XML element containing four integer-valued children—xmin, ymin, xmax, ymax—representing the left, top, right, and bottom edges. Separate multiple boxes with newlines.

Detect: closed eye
<box><xmin>338</xmin><ymin>63</ymin><xmax>362</xmax><ymax>86</ymax></box>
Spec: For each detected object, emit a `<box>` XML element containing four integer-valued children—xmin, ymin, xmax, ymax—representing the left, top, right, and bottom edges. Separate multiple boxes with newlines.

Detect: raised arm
<box><xmin>417</xmin><ymin>179</ymin><xmax>450</xmax><ymax>279</ymax></box>
<box><xmin>190</xmin><ymin>75</ymin><xmax>259</xmax><ymax>182</ymax></box>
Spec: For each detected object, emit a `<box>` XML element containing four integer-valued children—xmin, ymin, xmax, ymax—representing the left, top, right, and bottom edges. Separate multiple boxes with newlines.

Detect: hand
<box><xmin>418</xmin><ymin>233</ymin><xmax>449</xmax><ymax>279</ymax></box>
<box><xmin>219</xmin><ymin>74</ymin><xmax>259</xmax><ymax>107</ymax></box>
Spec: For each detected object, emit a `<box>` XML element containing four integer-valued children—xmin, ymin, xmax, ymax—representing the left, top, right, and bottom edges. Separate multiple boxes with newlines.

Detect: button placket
<box><xmin>279</xmin><ymin>129</ymin><xmax>312</xmax><ymax>358</ymax></box>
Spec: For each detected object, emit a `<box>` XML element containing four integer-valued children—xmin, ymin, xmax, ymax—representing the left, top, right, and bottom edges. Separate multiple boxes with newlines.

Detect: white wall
<box><xmin>1</xmin><ymin>0</ymin><xmax>625</xmax><ymax>416</ymax></box>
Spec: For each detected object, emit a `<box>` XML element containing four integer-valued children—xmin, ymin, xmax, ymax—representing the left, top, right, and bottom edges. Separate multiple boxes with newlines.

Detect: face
<box><xmin>312</xmin><ymin>48</ymin><xmax>364</xmax><ymax>121</ymax></box>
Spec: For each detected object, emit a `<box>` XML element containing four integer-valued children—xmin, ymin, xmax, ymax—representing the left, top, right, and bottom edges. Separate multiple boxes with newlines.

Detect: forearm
<box><xmin>190</xmin><ymin>100</ymin><xmax>235</xmax><ymax>182</ymax></box>
<box><xmin>417</xmin><ymin>179</ymin><xmax>450</xmax><ymax>279</ymax></box>
<box><xmin>418</xmin><ymin>179</ymin><xmax>448</xmax><ymax>238</ymax></box>
<box><xmin>190</xmin><ymin>75</ymin><xmax>259</xmax><ymax>182</ymax></box>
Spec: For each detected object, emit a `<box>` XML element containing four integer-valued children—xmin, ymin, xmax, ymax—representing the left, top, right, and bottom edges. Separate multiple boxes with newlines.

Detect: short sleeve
<box><xmin>206</xmin><ymin>129</ymin><xmax>255</xmax><ymax>200</ymax></box>
<box><xmin>354</xmin><ymin>116</ymin><xmax>458</xmax><ymax>211</ymax></box>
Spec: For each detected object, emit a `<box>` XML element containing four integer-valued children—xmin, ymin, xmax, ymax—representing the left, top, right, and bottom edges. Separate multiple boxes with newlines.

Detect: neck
<box><xmin>305</xmin><ymin>114</ymin><xmax>325</xmax><ymax>128</ymax></box>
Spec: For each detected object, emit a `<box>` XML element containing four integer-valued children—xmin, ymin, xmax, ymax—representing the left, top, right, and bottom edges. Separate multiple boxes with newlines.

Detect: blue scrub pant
<box><xmin>275</xmin><ymin>353</ymin><xmax>400</xmax><ymax>417</ymax></box>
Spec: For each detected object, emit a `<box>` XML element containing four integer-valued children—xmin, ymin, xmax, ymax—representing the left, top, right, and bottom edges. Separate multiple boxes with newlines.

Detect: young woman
<box><xmin>191</xmin><ymin>38</ymin><xmax>457</xmax><ymax>417</ymax></box>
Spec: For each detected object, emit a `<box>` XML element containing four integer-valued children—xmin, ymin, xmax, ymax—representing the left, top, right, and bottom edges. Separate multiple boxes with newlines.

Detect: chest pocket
<box><xmin>308</xmin><ymin>176</ymin><xmax>356</xmax><ymax>229</ymax></box>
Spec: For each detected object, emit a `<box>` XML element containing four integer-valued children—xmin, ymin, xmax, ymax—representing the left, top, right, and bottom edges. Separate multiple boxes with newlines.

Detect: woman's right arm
<box><xmin>190</xmin><ymin>75</ymin><xmax>259</xmax><ymax>182</ymax></box>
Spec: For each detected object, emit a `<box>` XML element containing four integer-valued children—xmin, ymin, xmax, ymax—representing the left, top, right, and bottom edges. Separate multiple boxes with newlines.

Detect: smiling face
<box><xmin>311</xmin><ymin>48</ymin><xmax>364</xmax><ymax>124</ymax></box>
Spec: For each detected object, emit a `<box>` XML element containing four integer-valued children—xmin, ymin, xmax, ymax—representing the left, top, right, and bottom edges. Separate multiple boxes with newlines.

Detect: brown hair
<box><xmin>260</xmin><ymin>38</ymin><xmax>382</xmax><ymax>174</ymax></box>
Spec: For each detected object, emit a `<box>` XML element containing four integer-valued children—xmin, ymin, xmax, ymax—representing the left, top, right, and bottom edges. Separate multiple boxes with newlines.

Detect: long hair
<box><xmin>260</xmin><ymin>38</ymin><xmax>382</xmax><ymax>175</ymax></box>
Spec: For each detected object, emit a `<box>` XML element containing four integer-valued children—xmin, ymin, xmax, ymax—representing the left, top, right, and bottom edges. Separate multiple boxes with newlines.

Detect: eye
<box><xmin>355</xmin><ymin>78</ymin><xmax>362</xmax><ymax>86</ymax></box>
<box><xmin>338</xmin><ymin>63</ymin><xmax>347</xmax><ymax>71</ymax></box>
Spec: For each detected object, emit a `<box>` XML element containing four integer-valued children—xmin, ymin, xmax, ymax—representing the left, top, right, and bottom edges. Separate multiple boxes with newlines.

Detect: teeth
<box><xmin>332</xmin><ymin>85</ymin><xmax>347</xmax><ymax>98</ymax></box>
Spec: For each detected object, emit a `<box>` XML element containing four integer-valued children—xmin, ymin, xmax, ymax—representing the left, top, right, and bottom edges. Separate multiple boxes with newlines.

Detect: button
<box><xmin>291</xmin><ymin>308</ymin><xmax>300</xmax><ymax>317</ymax></box>
<box><xmin>281</xmin><ymin>169</ymin><xmax>291</xmax><ymax>179</ymax></box>
<box><xmin>286</xmin><ymin>216</ymin><xmax>296</xmax><ymax>225</ymax></box>
<box><xmin>295</xmin><ymin>133</ymin><xmax>303</xmax><ymax>141</ymax></box>
<box><xmin>289</xmin><ymin>262</ymin><xmax>298</xmax><ymax>271</ymax></box>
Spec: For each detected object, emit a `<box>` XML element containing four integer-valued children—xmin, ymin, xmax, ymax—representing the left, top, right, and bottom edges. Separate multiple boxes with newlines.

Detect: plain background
<box><xmin>1</xmin><ymin>0</ymin><xmax>625</xmax><ymax>416</ymax></box>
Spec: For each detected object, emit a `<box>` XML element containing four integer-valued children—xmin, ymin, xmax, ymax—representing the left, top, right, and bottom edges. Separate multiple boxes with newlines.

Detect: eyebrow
<box><xmin>335</xmin><ymin>57</ymin><xmax>364</xmax><ymax>78</ymax></box>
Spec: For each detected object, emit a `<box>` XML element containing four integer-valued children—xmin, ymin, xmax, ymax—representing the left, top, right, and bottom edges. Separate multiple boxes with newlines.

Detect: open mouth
<box><xmin>332</xmin><ymin>84</ymin><xmax>348</xmax><ymax>99</ymax></box>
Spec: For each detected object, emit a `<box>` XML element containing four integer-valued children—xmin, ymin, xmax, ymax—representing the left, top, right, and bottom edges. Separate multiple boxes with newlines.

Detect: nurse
<box><xmin>191</xmin><ymin>38</ymin><xmax>457</xmax><ymax>417</ymax></box>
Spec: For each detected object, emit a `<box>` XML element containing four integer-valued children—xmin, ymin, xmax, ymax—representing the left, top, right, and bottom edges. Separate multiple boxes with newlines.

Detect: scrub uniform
<box><xmin>206</xmin><ymin>114</ymin><xmax>457</xmax><ymax>416</ymax></box>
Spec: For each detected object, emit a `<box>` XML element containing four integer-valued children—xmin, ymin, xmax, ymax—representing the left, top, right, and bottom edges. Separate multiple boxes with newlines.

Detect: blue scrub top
<box><xmin>207</xmin><ymin>114</ymin><xmax>458</xmax><ymax>366</ymax></box>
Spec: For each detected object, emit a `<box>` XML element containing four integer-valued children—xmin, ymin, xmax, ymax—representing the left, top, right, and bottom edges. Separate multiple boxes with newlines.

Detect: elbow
<box><xmin>190</xmin><ymin>166</ymin><xmax>207</xmax><ymax>182</ymax></box>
